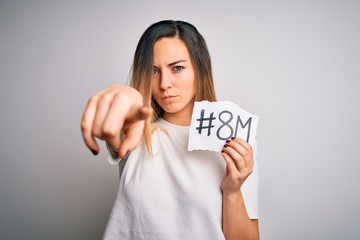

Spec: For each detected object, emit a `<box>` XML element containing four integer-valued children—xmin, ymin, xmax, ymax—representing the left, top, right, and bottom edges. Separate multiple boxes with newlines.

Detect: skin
<box><xmin>221</xmin><ymin>138</ymin><xmax>260</xmax><ymax>240</ymax></box>
<box><xmin>81</xmin><ymin>84</ymin><xmax>152</xmax><ymax>158</ymax></box>
<box><xmin>151</xmin><ymin>37</ymin><xmax>197</xmax><ymax>126</ymax></box>
<box><xmin>80</xmin><ymin>37</ymin><xmax>259</xmax><ymax>239</ymax></box>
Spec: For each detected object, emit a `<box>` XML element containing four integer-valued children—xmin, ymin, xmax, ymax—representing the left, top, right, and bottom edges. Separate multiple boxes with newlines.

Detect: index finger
<box><xmin>101</xmin><ymin>95</ymin><xmax>152</xmax><ymax>150</ymax></box>
<box><xmin>126</xmin><ymin>105</ymin><xmax>153</xmax><ymax>123</ymax></box>
<box><xmin>232</xmin><ymin>137</ymin><xmax>253</xmax><ymax>152</ymax></box>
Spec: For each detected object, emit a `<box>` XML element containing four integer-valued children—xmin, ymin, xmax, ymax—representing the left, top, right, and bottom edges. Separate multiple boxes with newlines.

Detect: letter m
<box><xmin>234</xmin><ymin>116</ymin><xmax>252</xmax><ymax>142</ymax></box>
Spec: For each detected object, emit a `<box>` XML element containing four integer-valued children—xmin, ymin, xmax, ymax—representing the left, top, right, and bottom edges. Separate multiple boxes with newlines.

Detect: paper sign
<box><xmin>188</xmin><ymin>101</ymin><xmax>259</xmax><ymax>152</ymax></box>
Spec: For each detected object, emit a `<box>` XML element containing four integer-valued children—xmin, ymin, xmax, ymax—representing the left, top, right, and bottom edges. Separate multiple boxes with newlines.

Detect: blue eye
<box><xmin>153</xmin><ymin>67</ymin><xmax>159</xmax><ymax>75</ymax></box>
<box><xmin>174</xmin><ymin>66</ymin><xmax>184</xmax><ymax>71</ymax></box>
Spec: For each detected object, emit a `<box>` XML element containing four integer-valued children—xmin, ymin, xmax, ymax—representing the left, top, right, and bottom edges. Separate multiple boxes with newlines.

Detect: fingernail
<box><xmin>231</xmin><ymin>137</ymin><xmax>235</xmax><ymax>140</ymax></box>
<box><xmin>223</xmin><ymin>144</ymin><xmax>228</xmax><ymax>148</ymax></box>
<box><xmin>121</xmin><ymin>150</ymin><xmax>130</xmax><ymax>158</ymax></box>
<box><xmin>226</xmin><ymin>139</ymin><xmax>231</xmax><ymax>143</ymax></box>
<box><xmin>91</xmin><ymin>150</ymin><xmax>98</xmax><ymax>156</ymax></box>
<box><xmin>221</xmin><ymin>149</ymin><xmax>226</xmax><ymax>153</ymax></box>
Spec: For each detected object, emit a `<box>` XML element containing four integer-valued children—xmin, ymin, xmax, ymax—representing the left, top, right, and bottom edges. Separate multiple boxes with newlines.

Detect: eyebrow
<box><xmin>168</xmin><ymin>60</ymin><xmax>186</xmax><ymax>67</ymax></box>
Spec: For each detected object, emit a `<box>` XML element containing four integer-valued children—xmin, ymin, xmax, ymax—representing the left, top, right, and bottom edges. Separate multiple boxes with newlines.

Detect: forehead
<box><xmin>153</xmin><ymin>37</ymin><xmax>190</xmax><ymax>62</ymax></box>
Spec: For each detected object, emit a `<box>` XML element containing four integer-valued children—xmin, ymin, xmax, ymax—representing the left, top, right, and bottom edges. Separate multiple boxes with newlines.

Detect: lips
<box><xmin>162</xmin><ymin>95</ymin><xmax>177</xmax><ymax>100</ymax></box>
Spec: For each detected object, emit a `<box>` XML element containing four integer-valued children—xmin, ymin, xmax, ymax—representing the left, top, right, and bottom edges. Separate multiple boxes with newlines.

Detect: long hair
<box><xmin>130</xmin><ymin>20</ymin><xmax>217</xmax><ymax>153</ymax></box>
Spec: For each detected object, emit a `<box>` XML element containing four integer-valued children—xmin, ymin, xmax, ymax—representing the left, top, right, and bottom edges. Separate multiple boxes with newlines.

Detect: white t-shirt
<box><xmin>103</xmin><ymin>118</ymin><xmax>259</xmax><ymax>240</ymax></box>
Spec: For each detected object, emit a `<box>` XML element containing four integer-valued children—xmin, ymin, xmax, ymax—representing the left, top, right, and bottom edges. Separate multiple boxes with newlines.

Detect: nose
<box><xmin>159</xmin><ymin>70</ymin><xmax>172</xmax><ymax>90</ymax></box>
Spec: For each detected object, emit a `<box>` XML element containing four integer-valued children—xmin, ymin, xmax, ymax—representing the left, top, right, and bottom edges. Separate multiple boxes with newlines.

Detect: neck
<box><xmin>163</xmin><ymin>110</ymin><xmax>192</xmax><ymax>126</ymax></box>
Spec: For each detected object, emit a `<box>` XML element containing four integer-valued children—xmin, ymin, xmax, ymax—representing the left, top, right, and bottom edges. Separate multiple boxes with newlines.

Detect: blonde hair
<box><xmin>130</xmin><ymin>20</ymin><xmax>217</xmax><ymax>154</ymax></box>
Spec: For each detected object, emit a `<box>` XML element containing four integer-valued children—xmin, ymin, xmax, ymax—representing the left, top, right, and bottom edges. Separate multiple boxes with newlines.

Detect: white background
<box><xmin>1</xmin><ymin>0</ymin><xmax>359</xmax><ymax>239</ymax></box>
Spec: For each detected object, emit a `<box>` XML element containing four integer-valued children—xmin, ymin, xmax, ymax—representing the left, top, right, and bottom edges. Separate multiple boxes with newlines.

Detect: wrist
<box><xmin>222</xmin><ymin>190</ymin><xmax>242</xmax><ymax>202</ymax></box>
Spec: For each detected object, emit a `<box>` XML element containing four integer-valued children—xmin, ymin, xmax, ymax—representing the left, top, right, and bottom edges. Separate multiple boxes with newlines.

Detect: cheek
<box><xmin>150</xmin><ymin>80</ymin><xmax>158</xmax><ymax>94</ymax></box>
<box><xmin>192</xmin><ymin>78</ymin><xmax>197</xmax><ymax>91</ymax></box>
<box><xmin>188</xmin><ymin>76</ymin><xmax>197</xmax><ymax>94</ymax></box>
<box><xmin>181</xmin><ymin>72</ymin><xmax>196</xmax><ymax>89</ymax></box>
<box><xmin>188</xmin><ymin>69</ymin><xmax>196</xmax><ymax>90</ymax></box>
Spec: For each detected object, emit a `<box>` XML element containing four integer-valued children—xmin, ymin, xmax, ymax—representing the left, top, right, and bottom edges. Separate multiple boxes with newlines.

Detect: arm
<box><xmin>80</xmin><ymin>83</ymin><xmax>152</xmax><ymax>158</ymax></box>
<box><xmin>221</xmin><ymin>138</ymin><xmax>259</xmax><ymax>240</ymax></box>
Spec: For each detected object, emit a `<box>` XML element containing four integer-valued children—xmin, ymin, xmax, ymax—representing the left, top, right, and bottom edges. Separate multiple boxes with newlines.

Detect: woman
<box><xmin>81</xmin><ymin>20</ymin><xmax>259</xmax><ymax>240</ymax></box>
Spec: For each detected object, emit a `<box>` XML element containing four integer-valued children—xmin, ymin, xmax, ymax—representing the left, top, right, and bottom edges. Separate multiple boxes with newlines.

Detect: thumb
<box><xmin>118</xmin><ymin>119</ymin><xmax>146</xmax><ymax>158</ymax></box>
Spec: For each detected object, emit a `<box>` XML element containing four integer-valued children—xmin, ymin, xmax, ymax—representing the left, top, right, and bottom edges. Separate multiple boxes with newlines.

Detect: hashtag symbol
<box><xmin>196</xmin><ymin>109</ymin><xmax>216</xmax><ymax>136</ymax></box>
